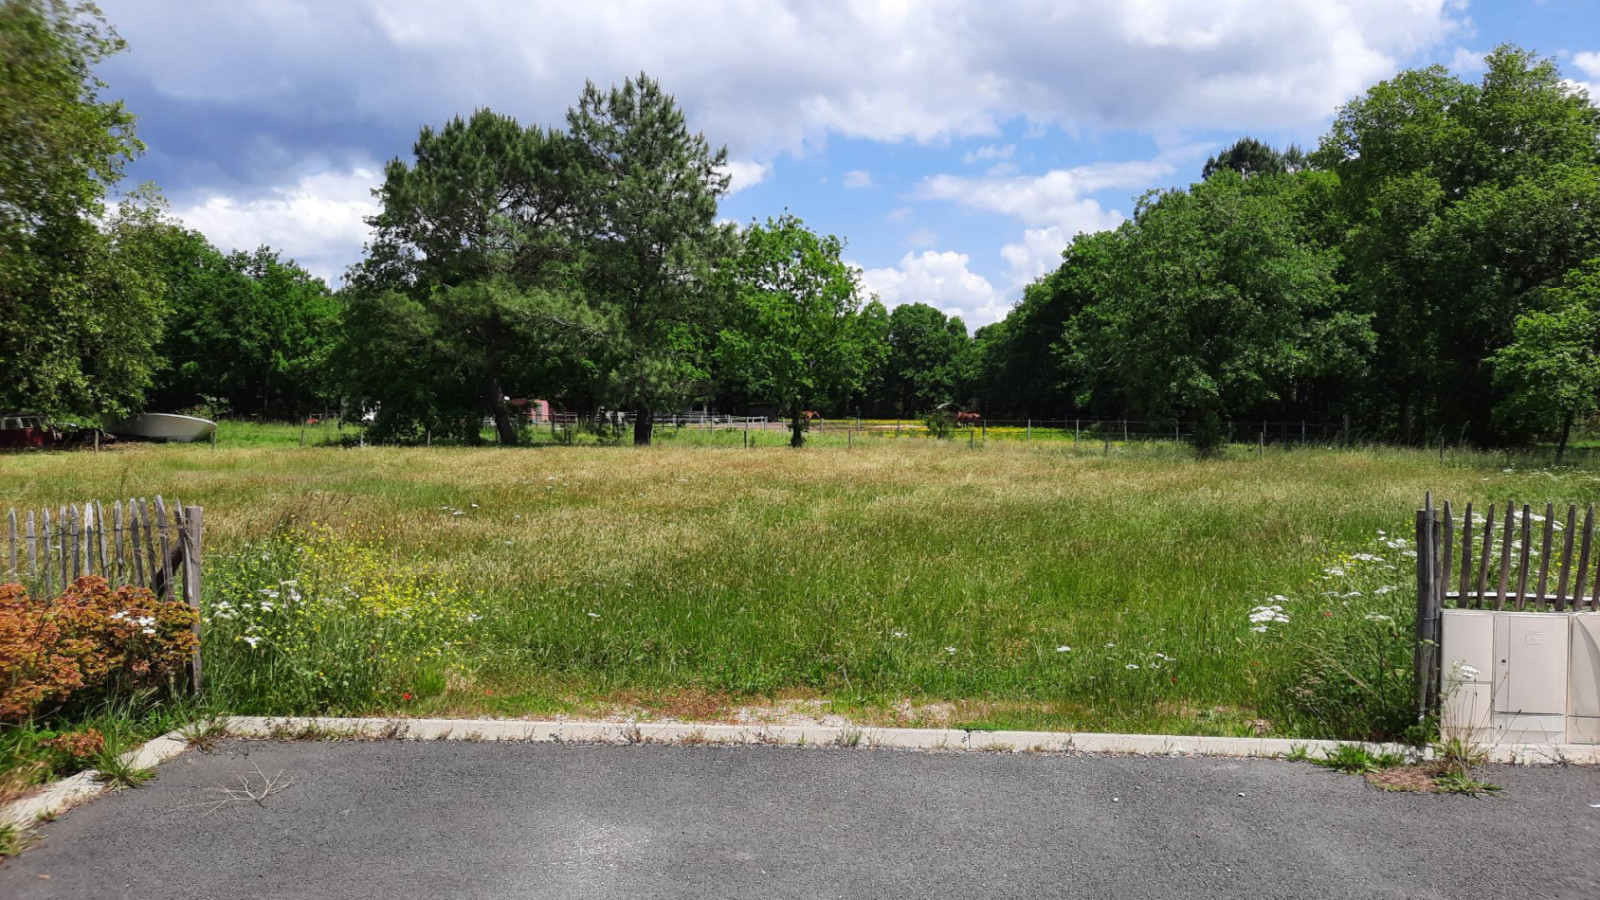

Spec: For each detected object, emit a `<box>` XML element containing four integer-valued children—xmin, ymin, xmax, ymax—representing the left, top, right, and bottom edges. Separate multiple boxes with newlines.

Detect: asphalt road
<box><xmin>2</xmin><ymin>740</ymin><xmax>1598</xmax><ymax>900</ymax></box>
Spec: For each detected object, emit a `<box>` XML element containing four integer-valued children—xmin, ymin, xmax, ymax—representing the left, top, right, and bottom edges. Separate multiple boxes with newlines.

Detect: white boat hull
<box><xmin>105</xmin><ymin>413</ymin><xmax>217</xmax><ymax>443</ymax></box>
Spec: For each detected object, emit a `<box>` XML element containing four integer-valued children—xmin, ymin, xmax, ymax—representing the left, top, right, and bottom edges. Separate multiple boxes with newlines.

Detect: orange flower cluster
<box><xmin>0</xmin><ymin>577</ymin><xmax>199</xmax><ymax>722</ymax></box>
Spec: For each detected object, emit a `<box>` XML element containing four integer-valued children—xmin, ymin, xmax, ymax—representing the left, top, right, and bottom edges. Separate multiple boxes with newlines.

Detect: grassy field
<box><xmin>4</xmin><ymin>428</ymin><xmax>1596</xmax><ymax>738</ymax></box>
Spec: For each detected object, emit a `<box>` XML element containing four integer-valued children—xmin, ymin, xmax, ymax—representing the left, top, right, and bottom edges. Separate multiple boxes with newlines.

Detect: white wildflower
<box><xmin>1056</xmin><ymin>645</ymin><xmax>1071</xmax><ymax>653</ymax></box>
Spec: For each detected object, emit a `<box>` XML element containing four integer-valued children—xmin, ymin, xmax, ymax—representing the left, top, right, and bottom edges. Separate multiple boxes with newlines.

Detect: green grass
<box><xmin>5</xmin><ymin>432</ymin><xmax>1598</xmax><ymax>738</ymax></box>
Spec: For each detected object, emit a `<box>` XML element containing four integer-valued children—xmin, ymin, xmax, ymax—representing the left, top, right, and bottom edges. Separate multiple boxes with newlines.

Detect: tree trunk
<box><xmin>1557</xmin><ymin>410</ymin><xmax>1574</xmax><ymax>466</ymax></box>
<box><xmin>790</xmin><ymin>405</ymin><xmax>805</xmax><ymax>448</ymax></box>
<box><xmin>633</xmin><ymin>407</ymin><xmax>654</xmax><ymax>446</ymax></box>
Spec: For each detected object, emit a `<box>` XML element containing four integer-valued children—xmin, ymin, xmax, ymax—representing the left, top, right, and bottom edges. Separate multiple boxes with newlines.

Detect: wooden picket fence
<box><xmin>3</xmin><ymin>497</ymin><xmax>205</xmax><ymax>689</ymax></box>
<box><xmin>1412</xmin><ymin>494</ymin><xmax>1598</xmax><ymax>719</ymax></box>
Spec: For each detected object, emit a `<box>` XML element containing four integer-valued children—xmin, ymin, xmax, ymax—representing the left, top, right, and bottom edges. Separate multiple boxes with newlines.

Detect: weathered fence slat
<box><xmin>154</xmin><ymin>497</ymin><xmax>173</xmax><ymax>600</ymax></box>
<box><xmin>6</xmin><ymin>507</ymin><xmax>15</xmax><ymax>575</ymax></box>
<box><xmin>1475</xmin><ymin>503</ymin><xmax>1495</xmax><ymax>608</ymax></box>
<box><xmin>1457</xmin><ymin>502</ymin><xmax>1474</xmax><ymax>604</ymax></box>
<box><xmin>1496</xmin><ymin>505</ymin><xmax>1513</xmax><ymax>610</ymax></box>
<box><xmin>128</xmin><ymin>501</ymin><xmax>146</xmax><ymax>588</ymax></box>
<box><xmin>41</xmin><ymin>508</ymin><xmax>54</xmax><ymax>598</ymax></box>
<box><xmin>25</xmin><ymin>512</ymin><xmax>37</xmax><ymax>581</ymax></box>
<box><xmin>1515</xmin><ymin>504</ymin><xmax>1532</xmax><ymax>609</ymax></box>
<box><xmin>1440</xmin><ymin>501</ymin><xmax>1454</xmax><ymax>607</ymax></box>
<box><xmin>1535</xmin><ymin>503</ymin><xmax>1554</xmax><ymax>610</ymax></box>
<box><xmin>1574</xmin><ymin>506</ymin><xmax>1594</xmax><ymax>610</ymax></box>
<box><xmin>140</xmin><ymin>499</ymin><xmax>158</xmax><ymax>597</ymax></box>
<box><xmin>95</xmin><ymin>501</ymin><xmax>109</xmax><ymax>579</ymax></box>
<box><xmin>58</xmin><ymin>506</ymin><xmax>68</xmax><ymax>589</ymax></box>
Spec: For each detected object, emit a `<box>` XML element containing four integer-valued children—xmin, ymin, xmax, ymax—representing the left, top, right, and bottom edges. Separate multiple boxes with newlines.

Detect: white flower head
<box><xmin>1056</xmin><ymin>645</ymin><xmax>1071</xmax><ymax>653</ymax></box>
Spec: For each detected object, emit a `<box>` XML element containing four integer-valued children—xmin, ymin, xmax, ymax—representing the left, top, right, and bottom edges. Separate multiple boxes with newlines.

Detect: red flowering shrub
<box><xmin>0</xmin><ymin>577</ymin><xmax>198</xmax><ymax>722</ymax></box>
<box><xmin>42</xmin><ymin>728</ymin><xmax>106</xmax><ymax>762</ymax></box>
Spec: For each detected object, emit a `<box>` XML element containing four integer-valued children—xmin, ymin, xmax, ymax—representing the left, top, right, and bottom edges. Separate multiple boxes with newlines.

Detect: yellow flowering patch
<box><xmin>205</xmin><ymin>525</ymin><xmax>480</xmax><ymax>713</ymax></box>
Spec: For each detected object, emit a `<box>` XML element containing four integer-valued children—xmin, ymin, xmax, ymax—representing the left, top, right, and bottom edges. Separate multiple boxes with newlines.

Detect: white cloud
<box><xmin>718</xmin><ymin>159</ymin><xmax>774</xmax><ymax>195</ymax></box>
<box><xmin>904</xmin><ymin>228</ymin><xmax>939</xmax><ymax>248</ymax></box>
<box><xmin>842</xmin><ymin>169</ymin><xmax>874</xmax><ymax>189</ymax></box>
<box><xmin>963</xmin><ymin>144</ymin><xmax>1015</xmax><ymax>163</ymax></box>
<box><xmin>1000</xmin><ymin>226</ymin><xmax>1086</xmax><ymax>290</ymax></box>
<box><xmin>913</xmin><ymin>160</ymin><xmax>1161</xmax><ymax>227</ymax></box>
<box><xmin>859</xmin><ymin>250</ymin><xmax>1004</xmax><ymax>324</ymax></box>
<box><xmin>886</xmin><ymin>206</ymin><xmax>914</xmax><ymax>222</ymax></box>
<box><xmin>169</xmin><ymin>168</ymin><xmax>381</xmax><ymax>285</ymax></box>
<box><xmin>1449</xmin><ymin>46</ymin><xmax>1488</xmax><ymax>76</ymax></box>
<box><xmin>1567</xmin><ymin>51</ymin><xmax>1600</xmax><ymax>102</ymax></box>
<box><xmin>100</xmin><ymin>0</ymin><xmax>1466</xmax><ymax>158</ymax></box>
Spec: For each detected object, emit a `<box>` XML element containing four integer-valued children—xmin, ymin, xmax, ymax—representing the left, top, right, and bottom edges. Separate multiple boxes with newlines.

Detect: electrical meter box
<box><xmin>1440</xmin><ymin>609</ymin><xmax>1596</xmax><ymax>745</ymax></box>
<box><xmin>1571</xmin><ymin>616</ymin><xmax>1600</xmax><ymax>743</ymax></box>
<box><xmin>1492</xmin><ymin>614</ymin><xmax>1568</xmax><ymax>715</ymax></box>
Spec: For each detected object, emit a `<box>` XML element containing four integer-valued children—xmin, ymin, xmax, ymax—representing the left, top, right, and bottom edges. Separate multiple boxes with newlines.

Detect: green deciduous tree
<box><xmin>716</xmin><ymin>214</ymin><xmax>884</xmax><ymax>447</ymax></box>
<box><xmin>343</xmin><ymin>109</ymin><xmax>598</xmax><ymax>443</ymax></box>
<box><xmin>874</xmin><ymin>302</ymin><xmax>971</xmax><ymax>415</ymax></box>
<box><xmin>148</xmin><ymin>234</ymin><xmax>341</xmax><ymax>419</ymax></box>
<box><xmin>566</xmin><ymin>73</ymin><xmax>735</xmax><ymax>444</ymax></box>
<box><xmin>1317</xmin><ymin>45</ymin><xmax>1600</xmax><ymax>443</ymax></box>
<box><xmin>1061</xmin><ymin>170</ymin><xmax>1368</xmax><ymax>452</ymax></box>
<box><xmin>1492</xmin><ymin>261</ymin><xmax>1600</xmax><ymax>463</ymax></box>
<box><xmin>0</xmin><ymin>0</ymin><xmax>161</xmax><ymax>419</ymax></box>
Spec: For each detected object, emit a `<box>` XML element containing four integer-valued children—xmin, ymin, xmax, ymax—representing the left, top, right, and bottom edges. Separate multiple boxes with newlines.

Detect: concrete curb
<box><xmin>0</xmin><ymin>733</ymin><xmax>191</xmax><ymax>831</ymax></box>
<box><xmin>220</xmin><ymin>716</ymin><xmax>1600</xmax><ymax>764</ymax></box>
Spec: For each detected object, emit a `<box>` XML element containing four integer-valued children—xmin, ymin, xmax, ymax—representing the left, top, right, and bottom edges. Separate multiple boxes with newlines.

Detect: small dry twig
<box><xmin>174</xmin><ymin>764</ymin><xmax>296</xmax><ymax>818</ymax></box>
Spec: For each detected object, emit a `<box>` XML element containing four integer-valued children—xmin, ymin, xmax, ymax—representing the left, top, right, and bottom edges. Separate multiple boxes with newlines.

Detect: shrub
<box><xmin>0</xmin><ymin>578</ymin><xmax>198</xmax><ymax>723</ymax></box>
<box><xmin>203</xmin><ymin>525</ymin><xmax>480</xmax><ymax>714</ymax></box>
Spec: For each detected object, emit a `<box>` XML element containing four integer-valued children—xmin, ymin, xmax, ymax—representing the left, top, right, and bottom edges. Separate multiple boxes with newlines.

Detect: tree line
<box><xmin>4</xmin><ymin>1</ymin><xmax>1598</xmax><ymax>452</ymax></box>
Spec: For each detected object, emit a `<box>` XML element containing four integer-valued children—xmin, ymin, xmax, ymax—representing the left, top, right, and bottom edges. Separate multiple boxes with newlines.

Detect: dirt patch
<box><xmin>1365</xmin><ymin>766</ymin><xmax>1441</xmax><ymax>793</ymax></box>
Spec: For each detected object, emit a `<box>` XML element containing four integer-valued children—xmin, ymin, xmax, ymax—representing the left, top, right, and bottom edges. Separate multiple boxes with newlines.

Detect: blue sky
<box><xmin>96</xmin><ymin>0</ymin><xmax>1600</xmax><ymax>328</ymax></box>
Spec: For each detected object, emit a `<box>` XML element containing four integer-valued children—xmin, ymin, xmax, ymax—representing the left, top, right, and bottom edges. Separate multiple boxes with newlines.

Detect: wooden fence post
<box><xmin>181</xmin><ymin>506</ymin><xmax>204</xmax><ymax>693</ymax></box>
<box><xmin>1414</xmin><ymin>496</ymin><xmax>1439</xmax><ymax>721</ymax></box>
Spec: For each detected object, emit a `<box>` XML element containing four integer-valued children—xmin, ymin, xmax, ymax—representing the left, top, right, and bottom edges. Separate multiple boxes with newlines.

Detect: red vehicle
<box><xmin>0</xmin><ymin>413</ymin><xmax>58</xmax><ymax>449</ymax></box>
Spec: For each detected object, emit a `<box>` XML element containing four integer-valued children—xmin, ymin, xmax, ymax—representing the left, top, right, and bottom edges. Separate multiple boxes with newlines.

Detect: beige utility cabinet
<box><xmin>1441</xmin><ymin>609</ymin><xmax>1600</xmax><ymax>744</ymax></box>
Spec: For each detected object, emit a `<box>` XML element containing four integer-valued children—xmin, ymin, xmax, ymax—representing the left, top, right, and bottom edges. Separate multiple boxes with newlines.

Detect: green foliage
<box><xmin>1492</xmin><ymin>261</ymin><xmax>1600</xmax><ymax>460</ymax></box>
<box><xmin>202</xmin><ymin>526</ymin><xmax>480</xmax><ymax>715</ymax></box>
<box><xmin>876</xmin><ymin>302</ymin><xmax>972</xmax><ymax>415</ymax></box>
<box><xmin>1202</xmin><ymin>136</ymin><xmax>1303</xmax><ymax>180</ymax></box>
<box><xmin>1316</xmin><ymin>45</ymin><xmax>1600</xmax><ymax>444</ymax></box>
<box><xmin>716</xmin><ymin>214</ymin><xmax>883</xmax><ymax>447</ymax></box>
<box><xmin>149</xmin><ymin>236</ymin><xmax>341</xmax><ymax>418</ymax></box>
<box><xmin>1249</xmin><ymin>529</ymin><xmax>1419</xmax><ymax>741</ymax></box>
<box><xmin>342</xmin><ymin>109</ymin><xmax>602</xmax><ymax>443</ymax></box>
<box><xmin>0</xmin><ymin>1</ymin><xmax>164</xmax><ymax>420</ymax></box>
<box><xmin>1313</xmin><ymin>743</ymin><xmax>1406</xmax><ymax>775</ymax></box>
<box><xmin>1062</xmin><ymin>170</ymin><xmax>1367</xmax><ymax>453</ymax></box>
<box><xmin>567</xmin><ymin>73</ymin><xmax>734</xmax><ymax>443</ymax></box>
